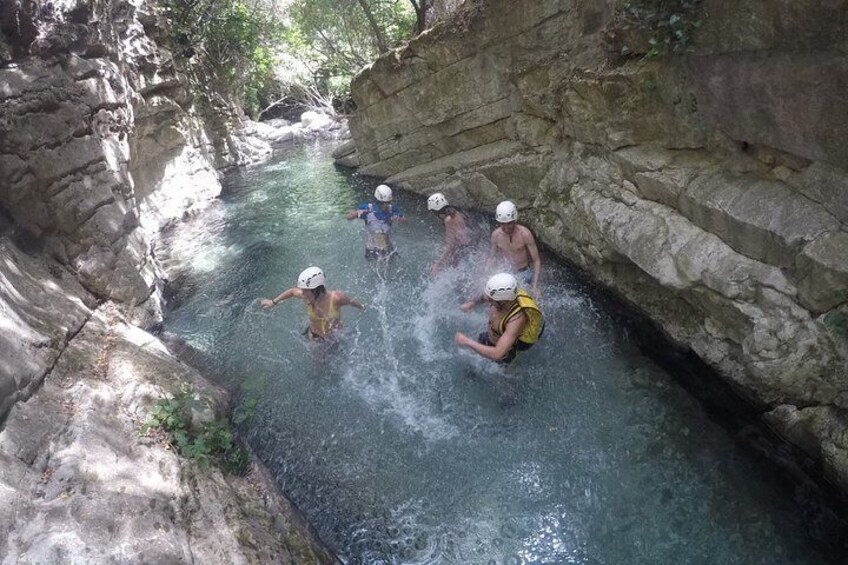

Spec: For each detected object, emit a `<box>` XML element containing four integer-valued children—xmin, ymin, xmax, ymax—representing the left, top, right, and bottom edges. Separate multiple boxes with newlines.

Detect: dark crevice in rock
<box><xmin>46</xmin><ymin>160</ymin><xmax>109</xmax><ymax>198</ymax></box>
<box><xmin>42</xmin><ymin>156</ymin><xmax>107</xmax><ymax>190</ymax></box>
<box><xmin>139</xmin><ymin>79</ymin><xmax>183</xmax><ymax>98</ymax></box>
<box><xmin>89</xmin><ymin>101</ymin><xmax>126</xmax><ymax>115</ymax></box>
<box><xmin>71</xmin><ymin>68</ymin><xmax>103</xmax><ymax>81</ymax></box>
<box><xmin>0</xmin><ymin>305</ymin><xmax>95</xmax><ymax>433</ymax></box>
<box><xmin>72</xmin><ymin>196</ymin><xmax>116</xmax><ymax>231</ymax></box>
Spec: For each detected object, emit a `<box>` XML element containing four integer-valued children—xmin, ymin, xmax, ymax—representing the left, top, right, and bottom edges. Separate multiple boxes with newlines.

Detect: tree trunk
<box><xmin>409</xmin><ymin>0</ymin><xmax>431</xmax><ymax>34</ymax></box>
<box><xmin>355</xmin><ymin>0</ymin><xmax>389</xmax><ymax>53</ymax></box>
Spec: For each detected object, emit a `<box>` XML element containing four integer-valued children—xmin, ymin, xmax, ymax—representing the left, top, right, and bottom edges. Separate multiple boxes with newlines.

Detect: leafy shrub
<box><xmin>159</xmin><ymin>0</ymin><xmax>283</xmax><ymax>116</ymax></box>
<box><xmin>616</xmin><ymin>0</ymin><xmax>704</xmax><ymax>58</ymax></box>
<box><xmin>143</xmin><ymin>387</ymin><xmax>251</xmax><ymax>475</ymax></box>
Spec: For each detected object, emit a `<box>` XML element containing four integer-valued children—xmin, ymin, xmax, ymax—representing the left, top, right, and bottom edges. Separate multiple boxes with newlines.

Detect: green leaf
<box><xmin>174</xmin><ymin>430</ymin><xmax>189</xmax><ymax>447</ymax></box>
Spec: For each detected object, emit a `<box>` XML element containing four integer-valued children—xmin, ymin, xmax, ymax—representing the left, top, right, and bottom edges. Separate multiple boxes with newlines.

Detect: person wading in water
<box><xmin>488</xmin><ymin>200</ymin><xmax>541</xmax><ymax>296</ymax></box>
<box><xmin>260</xmin><ymin>266</ymin><xmax>364</xmax><ymax>341</ymax></box>
<box><xmin>346</xmin><ymin>184</ymin><xmax>406</xmax><ymax>260</ymax></box>
<box><xmin>454</xmin><ymin>272</ymin><xmax>544</xmax><ymax>365</ymax></box>
<box><xmin>427</xmin><ymin>192</ymin><xmax>473</xmax><ymax>276</ymax></box>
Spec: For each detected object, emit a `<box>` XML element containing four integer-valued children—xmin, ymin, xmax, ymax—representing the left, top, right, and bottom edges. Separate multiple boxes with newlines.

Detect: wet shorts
<box><xmin>476</xmin><ymin>332</ymin><xmax>531</xmax><ymax>365</ymax></box>
<box><xmin>514</xmin><ymin>267</ymin><xmax>533</xmax><ymax>286</ymax></box>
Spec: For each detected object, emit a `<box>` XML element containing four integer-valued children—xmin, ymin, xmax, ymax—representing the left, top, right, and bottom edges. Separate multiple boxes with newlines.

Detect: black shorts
<box><xmin>476</xmin><ymin>332</ymin><xmax>531</xmax><ymax>365</ymax></box>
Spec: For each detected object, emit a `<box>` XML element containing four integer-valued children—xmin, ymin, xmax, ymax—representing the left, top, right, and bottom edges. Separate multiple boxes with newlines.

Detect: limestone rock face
<box><xmin>0</xmin><ymin>0</ymin><xmax>270</xmax><ymax>332</ymax></box>
<box><xmin>0</xmin><ymin>238</ymin><xmax>95</xmax><ymax>422</ymax></box>
<box><xmin>345</xmin><ymin>0</ymin><xmax>848</xmax><ymax>491</ymax></box>
<box><xmin>0</xmin><ymin>3</ymin><xmax>333</xmax><ymax>553</ymax></box>
<box><xmin>0</xmin><ymin>305</ymin><xmax>335</xmax><ymax>564</ymax></box>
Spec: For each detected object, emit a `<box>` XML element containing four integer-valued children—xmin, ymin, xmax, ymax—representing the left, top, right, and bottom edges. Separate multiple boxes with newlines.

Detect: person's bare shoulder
<box><xmin>518</xmin><ymin>224</ymin><xmax>535</xmax><ymax>243</ymax></box>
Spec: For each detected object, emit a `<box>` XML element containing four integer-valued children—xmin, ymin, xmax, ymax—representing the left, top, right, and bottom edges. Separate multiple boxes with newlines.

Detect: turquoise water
<box><xmin>163</xmin><ymin>144</ymin><xmax>844</xmax><ymax>564</ymax></box>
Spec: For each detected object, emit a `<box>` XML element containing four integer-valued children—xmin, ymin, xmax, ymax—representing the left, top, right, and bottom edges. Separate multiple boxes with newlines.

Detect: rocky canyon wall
<box><xmin>0</xmin><ymin>0</ymin><xmax>270</xmax><ymax>420</ymax></box>
<box><xmin>343</xmin><ymin>0</ymin><xmax>848</xmax><ymax>492</ymax></box>
<box><xmin>0</xmin><ymin>2</ymin><xmax>338</xmax><ymax>560</ymax></box>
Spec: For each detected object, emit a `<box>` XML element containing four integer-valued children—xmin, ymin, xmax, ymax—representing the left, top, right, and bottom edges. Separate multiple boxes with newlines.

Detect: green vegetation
<box><xmin>157</xmin><ymin>0</ymin><xmax>465</xmax><ymax>118</ymax></box>
<box><xmin>142</xmin><ymin>388</ymin><xmax>251</xmax><ymax>475</ymax></box>
<box><xmin>617</xmin><ymin>0</ymin><xmax>704</xmax><ymax>58</ymax></box>
<box><xmin>161</xmin><ymin>0</ymin><xmax>284</xmax><ymax>117</ymax></box>
<box><xmin>823</xmin><ymin>309</ymin><xmax>848</xmax><ymax>340</ymax></box>
<box><xmin>276</xmin><ymin>0</ymin><xmax>418</xmax><ymax>113</ymax></box>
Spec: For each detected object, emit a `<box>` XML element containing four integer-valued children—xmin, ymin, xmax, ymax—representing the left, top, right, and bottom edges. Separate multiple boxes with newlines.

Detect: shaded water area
<box><xmin>163</xmin><ymin>144</ymin><xmax>847</xmax><ymax>564</ymax></box>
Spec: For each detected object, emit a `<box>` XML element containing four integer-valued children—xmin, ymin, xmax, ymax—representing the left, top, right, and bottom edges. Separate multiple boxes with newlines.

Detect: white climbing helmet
<box><xmin>495</xmin><ymin>200</ymin><xmax>518</xmax><ymax>223</ymax></box>
<box><xmin>485</xmin><ymin>272</ymin><xmax>518</xmax><ymax>302</ymax></box>
<box><xmin>297</xmin><ymin>266</ymin><xmax>325</xmax><ymax>290</ymax></box>
<box><xmin>374</xmin><ymin>184</ymin><xmax>393</xmax><ymax>202</ymax></box>
<box><xmin>427</xmin><ymin>193</ymin><xmax>449</xmax><ymax>211</ymax></box>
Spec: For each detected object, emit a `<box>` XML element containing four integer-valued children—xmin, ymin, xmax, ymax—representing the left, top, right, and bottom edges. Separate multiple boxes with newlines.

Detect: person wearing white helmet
<box><xmin>346</xmin><ymin>184</ymin><xmax>406</xmax><ymax>260</ymax></box>
<box><xmin>489</xmin><ymin>200</ymin><xmax>541</xmax><ymax>295</ymax></box>
<box><xmin>427</xmin><ymin>192</ymin><xmax>472</xmax><ymax>276</ymax></box>
<box><xmin>260</xmin><ymin>266</ymin><xmax>364</xmax><ymax>340</ymax></box>
<box><xmin>454</xmin><ymin>272</ymin><xmax>544</xmax><ymax>364</ymax></box>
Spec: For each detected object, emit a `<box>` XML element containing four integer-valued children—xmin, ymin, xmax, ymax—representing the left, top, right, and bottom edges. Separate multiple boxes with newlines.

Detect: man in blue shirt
<box><xmin>346</xmin><ymin>184</ymin><xmax>406</xmax><ymax>260</ymax></box>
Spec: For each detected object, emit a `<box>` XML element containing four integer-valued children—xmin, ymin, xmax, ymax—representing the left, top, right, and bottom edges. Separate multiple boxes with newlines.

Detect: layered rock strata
<box><xmin>0</xmin><ymin>0</ymin><xmax>269</xmax><ymax>419</ymax></box>
<box><xmin>1</xmin><ymin>0</ymin><xmax>335</xmax><ymax>559</ymax></box>
<box><xmin>343</xmin><ymin>0</ymin><xmax>848</xmax><ymax>493</ymax></box>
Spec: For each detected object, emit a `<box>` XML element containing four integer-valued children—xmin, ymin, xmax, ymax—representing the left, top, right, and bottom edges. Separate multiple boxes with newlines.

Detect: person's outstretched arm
<box><xmin>260</xmin><ymin>287</ymin><xmax>299</xmax><ymax>309</ymax></box>
<box><xmin>459</xmin><ymin>294</ymin><xmax>485</xmax><ymax>313</ymax></box>
<box><xmin>430</xmin><ymin>245</ymin><xmax>453</xmax><ymax>276</ymax></box>
<box><xmin>455</xmin><ymin>315</ymin><xmax>524</xmax><ymax>361</ymax></box>
<box><xmin>336</xmin><ymin>291</ymin><xmax>365</xmax><ymax>310</ymax></box>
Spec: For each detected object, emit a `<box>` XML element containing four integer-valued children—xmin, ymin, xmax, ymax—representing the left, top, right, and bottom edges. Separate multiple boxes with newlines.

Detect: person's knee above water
<box><xmin>427</xmin><ymin>192</ymin><xmax>472</xmax><ymax>276</ymax></box>
<box><xmin>346</xmin><ymin>184</ymin><xmax>406</xmax><ymax>259</ymax></box>
<box><xmin>259</xmin><ymin>266</ymin><xmax>365</xmax><ymax>340</ymax></box>
<box><xmin>454</xmin><ymin>272</ymin><xmax>544</xmax><ymax>364</ymax></box>
<box><xmin>488</xmin><ymin>200</ymin><xmax>541</xmax><ymax>295</ymax></box>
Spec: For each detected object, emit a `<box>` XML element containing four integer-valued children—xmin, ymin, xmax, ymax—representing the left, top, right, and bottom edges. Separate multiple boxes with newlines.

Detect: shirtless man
<box><xmin>454</xmin><ymin>272</ymin><xmax>543</xmax><ymax>365</ymax></box>
<box><xmin>260</xmin><ymin>266</ymin><xmax>364</xmax><ymax>341</ymax></box>
<box><xmin>489</xmin><ymin>200</ymin><xmax>541</xmax><ymax>295</ymax></box>
<box><xmin>427</xmin><ymin>192</ymin><xmax>472</xmax><ymax>276</ymax></box>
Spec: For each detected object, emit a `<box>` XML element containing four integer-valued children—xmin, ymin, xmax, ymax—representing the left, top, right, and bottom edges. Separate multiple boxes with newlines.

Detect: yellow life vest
<box><xmin>498</xmin><ymin>289</ymin><xmax>544</xmax><ymax>346</ymax></box>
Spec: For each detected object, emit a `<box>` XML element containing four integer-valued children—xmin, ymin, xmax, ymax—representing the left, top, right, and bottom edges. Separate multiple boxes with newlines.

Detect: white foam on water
<box><xmin>339</xmin><ymin>277</ymin><xmax>460</xmax><ymax>442</ymax></box>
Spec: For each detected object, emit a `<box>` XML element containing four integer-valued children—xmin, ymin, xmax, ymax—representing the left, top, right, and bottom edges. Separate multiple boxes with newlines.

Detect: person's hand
<box><xmin>459</xmin><ymin>302</ymin><xmax>474</xmax><ymax>313</ymax></box>
<box><xmin>454</xmin><ymin>332</ymin><xmax>470</xmax><ymax>347</ymax></box>
<box><xmin>260</xmin><ymin>299</ymin><xmax>275</xmax><ymax>309</ymax></box>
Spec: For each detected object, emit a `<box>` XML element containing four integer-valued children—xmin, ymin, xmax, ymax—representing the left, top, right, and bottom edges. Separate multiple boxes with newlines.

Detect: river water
<box><xmin>163</xmin><ymin>144</ymin><xmax>845</xmax><ymax>564</ymax></box>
